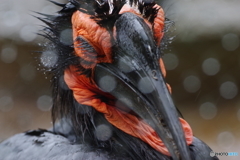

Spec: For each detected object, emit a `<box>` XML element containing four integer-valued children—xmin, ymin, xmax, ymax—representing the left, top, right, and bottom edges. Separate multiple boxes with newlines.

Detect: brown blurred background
<box><xmin>0</xmin><ymin>0</ymin><xmax>240</xmax><ymax>160</ymax></box>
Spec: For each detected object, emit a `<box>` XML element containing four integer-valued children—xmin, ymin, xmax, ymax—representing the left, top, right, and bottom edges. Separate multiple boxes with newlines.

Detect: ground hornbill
<box><xmin>0</xmin><ymin>0</ymin><xmax>219</xmax><ymax>159</ymax></box>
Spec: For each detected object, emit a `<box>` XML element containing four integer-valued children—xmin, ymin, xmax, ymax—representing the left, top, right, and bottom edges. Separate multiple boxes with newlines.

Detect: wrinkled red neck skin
<box><xmin>65</xmin><ymin>4</ymin><xmax>193</xmax><ymax>156</ymax></box>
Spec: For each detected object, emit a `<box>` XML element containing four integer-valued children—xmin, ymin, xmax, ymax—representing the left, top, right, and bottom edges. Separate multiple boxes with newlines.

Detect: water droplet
<box><xmin>138</xmin><ymin>77</ymin><xmax>154</xmax><ymax>94</ymax></box>
<box><xmin>202</xmin><ymin>58</ymin><xmax>220</xmax><ymax>76</ymax></box>
<box><xmin>40</xmin><ymin>50</ymin><xmax>58</xmax><ymax>68</ymax></box>
<box><xmin>199</xmin><ymin>102</ymin><xmax>217</xmax><ymax>120</ymax></box>
<box><xmin>95</xmin><ymin>124</ymin><xmax>112</xmax><ymax>141</ymax></box>
<box><xmin>217</xmin><ymin>131</ymin><xmax>235</xmax><ymax>149</ymax></box>
<box><xmin>222</xmin><ymin>33</ymin><xmax>239</xmax><ymax>51</ymax></box>
<box><xmin>98</xmin><ymin>75</ymin><xmax>117</xmax><ymax>92</ymax></box>
<box><xmin>162</xmin><ymin>53</ymin><xmax>179</xmax><ymax>70</ymax></box>
<box><xmin>219</xmin><ymin>81</ymin><xmax>238</xmax><ymax>99</ymax></box>
<box><xmin>0</xmin><ymin>96</ymin><xmax>14</xmax><ymax>112</ymax></box>
<box><xmin>183</xmin><ymin>75</ymin><xmax>201</xmax><ymax>93</ymax></box>
<box><xmin>37</xmin><ymin>95</ymin><xmax>52</xmax><ymax>111</ymax></box>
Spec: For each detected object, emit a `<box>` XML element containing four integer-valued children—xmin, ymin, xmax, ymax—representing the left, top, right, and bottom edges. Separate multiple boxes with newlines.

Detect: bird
<box><xmin>0</xmin><ymin>0</ymin><xmax>219</xmax><ymax>160</ymax></box>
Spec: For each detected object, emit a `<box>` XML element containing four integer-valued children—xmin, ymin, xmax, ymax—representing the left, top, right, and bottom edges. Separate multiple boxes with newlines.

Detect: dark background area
<box><xmin>0</xmin><ymin>0</ymin><xmax>240</xmax><ymax>159</ymax></box>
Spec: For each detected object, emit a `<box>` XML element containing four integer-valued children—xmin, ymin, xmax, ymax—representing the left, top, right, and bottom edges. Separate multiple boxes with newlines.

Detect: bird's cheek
<box><xmin>72</xmin><ymin>10</ymin><xmax>113</xmax><ymax>68</ymax></box>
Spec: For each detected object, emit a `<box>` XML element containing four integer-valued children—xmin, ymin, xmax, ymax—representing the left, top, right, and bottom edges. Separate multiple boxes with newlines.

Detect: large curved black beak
<box><xmin>94</xmin><ymin>12</ymin><xmax>191</xmax><ymax>160</ymax></box>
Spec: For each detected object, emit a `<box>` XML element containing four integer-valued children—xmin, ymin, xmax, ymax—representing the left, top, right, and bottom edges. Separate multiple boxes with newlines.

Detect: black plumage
<box><xmin>0</xmin><ymin>1</ymin><xmax>219</xmax><ymax>160</ymax></box>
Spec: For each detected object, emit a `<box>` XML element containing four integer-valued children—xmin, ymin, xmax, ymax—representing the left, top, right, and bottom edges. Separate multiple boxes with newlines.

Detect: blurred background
<box><xmin>0</xmin><ymin>0</ymin><xmax>239</xmax><ymax>159</ymax></box>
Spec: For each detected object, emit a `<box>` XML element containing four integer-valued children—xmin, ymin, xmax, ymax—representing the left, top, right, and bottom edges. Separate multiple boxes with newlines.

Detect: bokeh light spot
<box><xmin>20</xmin><ymin>25</ymin><xmax>38</xmax><ymax>42</ymax></box>
<box><xmin>222</xmin><ymin>33</ymin><xmax>239</xmax><ymax>51</ymax></box>
<box><xmin>1</xmin><ymin>46</ymin><xmax>17</xmax><ymax>63</ymax></box>
<box><xmin>0</xmin><ymin>96</ymin><xmax>14</xmax><ymax>112</ymax></box>
<box><xmin>115</xmin><ymin>97</ymin><xmax>132</xmax><ymax>113</ymax></box>
<box><xmin>60</xmin><ymin>29</ymin><xmax>73</xmax><ymax>45</ymax></box>
<box><xmin>162</xmin><ymin>53</ymin><xmax>179</xmax><ymax>70</ymax></box>
<box><xmin>98</xmin><ymin>75</ymin><xmax>116</xmax><ymax>92</ymax></box>
<box><xmin>37</xmin><ymin>95</ymin><xmax>52</xmax><ymax>111</ymax></box>
<box><xmin>138</xmin><ymin>77</ymin><xmax>154</xmax><ymax>94</ymax></box>
<box><xmin>199</xmin><ymin>102</ymin><xmax>217</xmax><ymax>120</ymax></box>
<box><xmin>202</xmin><ymin>58</ymin><xmax>220</xmax><ymax>76</ymax></box>
<box><xmin>117</xmin><ymin>56</ymin><xmax>134</xmax><ymax>73</ymax></box>
<box><xmin>2</xmin><ymin>10</ymin><xmax>20</xmax><ymax>27</ymax></box>
<box><xmin>219</xmin><ymin>81</ymin><xmax>238</xmax><ymax>99</ymax></box>
<box><xmin>183</xmin><ymin>75</ymin><xmax>201</xmax><ymax>93</ymax></box>
<box><xmin>217</xmin><ymin>131</ymin><xmax>235</xmax><ymax>149</ymax></box>
<box><xmin>95</xmin><ymin>124</ymin><xmax>112</xmax><ymax>141</ymax></box>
